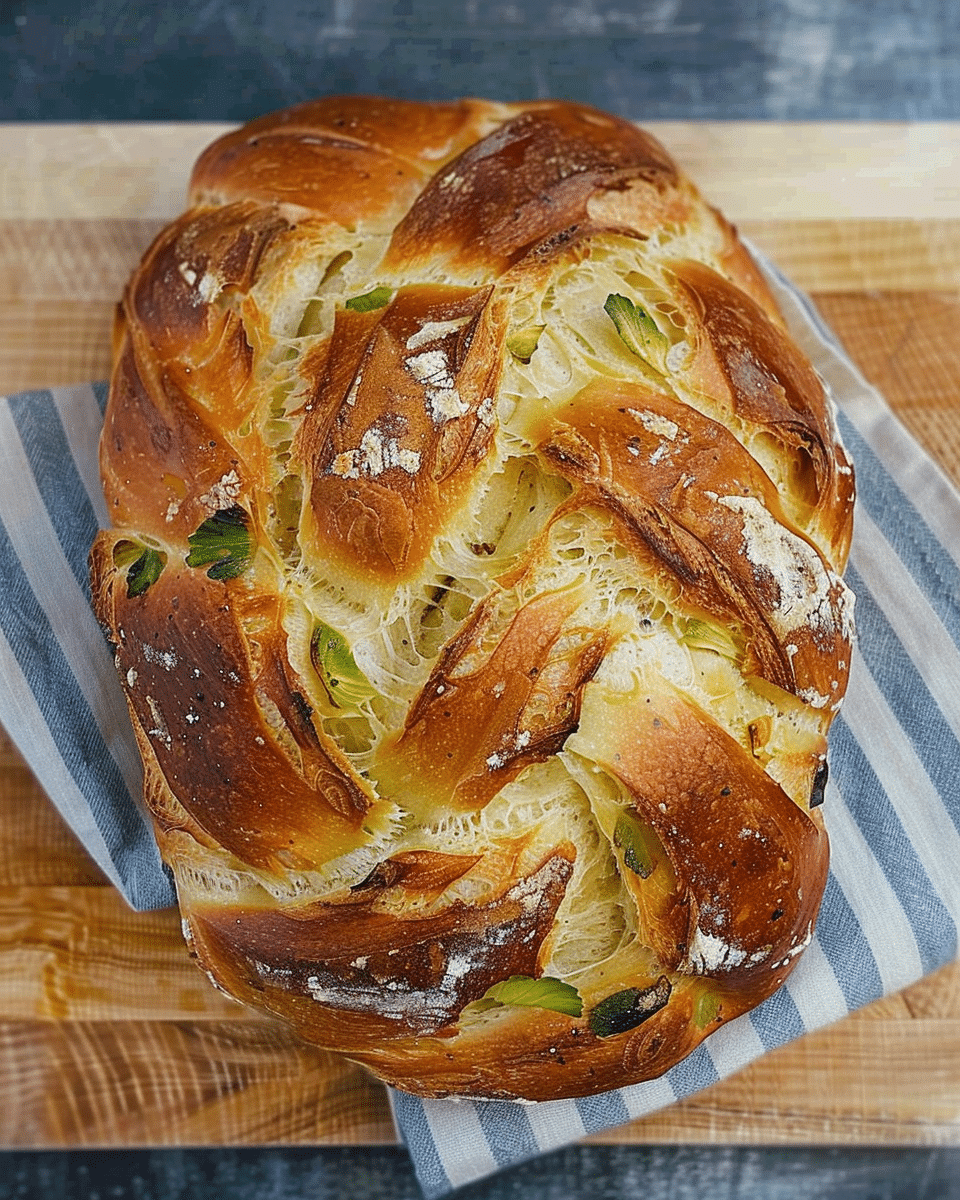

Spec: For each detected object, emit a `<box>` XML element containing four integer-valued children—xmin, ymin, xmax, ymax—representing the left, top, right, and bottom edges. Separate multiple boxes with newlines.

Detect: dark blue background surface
<box><xmin>2</xmin><ymin>1145</ymin><xmax>960</xmax><ymax>1200</ymax></box>
<box><xmin>3</xmin><ymin>1</ymin><xmax>960</xmax><ymax>1196</ymax></box>
<box><xmin>3</xmin><ymin>0</ymin><xmax>959</xmax><ymax>122</ymax></box>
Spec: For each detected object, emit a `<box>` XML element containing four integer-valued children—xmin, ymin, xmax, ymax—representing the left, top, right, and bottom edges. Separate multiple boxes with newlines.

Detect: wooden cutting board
<box><xmin>1</xmin><ymin>122</ymin><xmax>959</xmax><ymax>1148</ymax></box>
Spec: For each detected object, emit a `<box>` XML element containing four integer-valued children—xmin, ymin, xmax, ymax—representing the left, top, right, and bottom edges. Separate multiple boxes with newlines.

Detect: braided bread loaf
<box><xmin>90</xmin><ymin>97</ymin><xmax>855</xmax><ymax>1101</ymax></box>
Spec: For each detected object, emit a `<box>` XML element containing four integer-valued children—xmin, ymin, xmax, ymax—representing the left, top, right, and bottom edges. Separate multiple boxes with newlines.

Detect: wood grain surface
<box><xmin>1</xmin><ymin>122</ymin><xmax>958</xmax><ymax>1149</ymax></box>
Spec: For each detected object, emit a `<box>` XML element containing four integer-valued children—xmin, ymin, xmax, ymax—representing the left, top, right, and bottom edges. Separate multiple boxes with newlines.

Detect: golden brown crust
<box><xmin>189</xmin><ymin>848</ymin><xmax>576</xmax><ymax>1042</ymax></box>
<box><xmin>672</xmin><ymin>259</ymin><xmax>856</xmax><ymax>566</ymax></box>
<box><xmin>189</xmin><ymin>96</ymin><xmax>494</xmax><ymax>218</ymax></box>
<box><xmin>295</xmin><ymin>283</ymin><xmax>501</xmax><ymax>580</ymax></box>
<box><xmin>90</xmin><ymin>537</ymin><xmax>381</xmax><ymax>871</ymax></box>
<box><xmin>384</xmin><ymin>101</ymin><xmax>680</xmax><ymax>276</ymax></box>
<box><xmin>91</xmin><ymin>96</ymin><xmax>855</xmax><ymax>1101</ymax></box>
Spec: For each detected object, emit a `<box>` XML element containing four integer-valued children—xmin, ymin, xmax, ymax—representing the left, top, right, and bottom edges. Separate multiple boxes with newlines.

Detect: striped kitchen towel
<box><xmin>0</xmin><ymin>250</ymin><xmax>958</xmax><ymax>1196</ymax></box>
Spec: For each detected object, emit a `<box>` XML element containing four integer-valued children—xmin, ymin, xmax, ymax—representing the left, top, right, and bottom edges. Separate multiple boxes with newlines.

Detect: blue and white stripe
<box><xmin>0</xmin><ymin>251</ymin><xmax>958</xmax><ymax>1195</ymax></box>
<box><xmin>0</xmin><ymin>383</ymin><xmax>172</xmax><ymax>910</ymax></box>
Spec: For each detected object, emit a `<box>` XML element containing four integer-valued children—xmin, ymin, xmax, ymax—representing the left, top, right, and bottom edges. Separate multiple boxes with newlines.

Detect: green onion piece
<box><xmin>603</xmin><ymin>294</ymin><xmax>668</xmax><ymax>362</ymax></box>
<box><xmin>479</xmin><ymin>974</ymin><xmax>583</xmax><ymax>1018</ymax></box>
<box><xmin>506</xmin><ymin>325</ymin><xmax>546</xmax><ymax>362</ymax></box>
<box><xmin>693</xmin><ymin>990</ymin><xmax>722</xmax><ymax>1029</ymax></box>
<box><xmin>678</xmin><ymin>618</ymin><xmax>741</xmax><ymax>662</ymax></box>
<box><xmin>589</xmin><ymin>977</ymin><xmax>672</xmax><ymax>1038</ymax></box>
<box><xmin>186</xmin><ymin>506</ymin><xmax>253</xmax><ymax>581</ymax></box>
<box><xmin>344</xmin><ymin>286</ymin><xmax>393</xmax><ymax>313</ymax></box>
<box><xmin>124</xmin><ymin>546</ymin><xmax>165</xmax><ymax>598</ymax></box>
<box><xmin>297</xmin><ymin>298</ymin><xmax>326</xmax><ymax>337</ymax></box>
<box><xmin>613</xmin><ymin>810</ymin><xmax>656</xmax><ymax>879</ymax></box>
<box><xmin>310</xmin><ymin>621</ymin><xmax>375</xmax><ymax>709</ymax></box>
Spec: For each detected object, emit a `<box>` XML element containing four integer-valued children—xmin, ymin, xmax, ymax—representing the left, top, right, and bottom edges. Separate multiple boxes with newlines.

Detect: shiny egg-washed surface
<box><xmin>89</xmin><ymin>97</ymin><xmax>854</xmax><ymax>1100</ymax></box>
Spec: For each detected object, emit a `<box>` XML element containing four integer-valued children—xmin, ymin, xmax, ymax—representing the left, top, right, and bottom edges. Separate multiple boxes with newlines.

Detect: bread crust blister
<box><xmin>90</xmin><ymin>97</ymin><xmax>855</xmax><ymax>1101</ymax></box>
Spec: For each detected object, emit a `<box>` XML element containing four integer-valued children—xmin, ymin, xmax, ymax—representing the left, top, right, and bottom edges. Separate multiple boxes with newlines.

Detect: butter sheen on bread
<box><xmin>90</xmin><ymin>97</ymin><xmax>855</xmax><ymax>1101</ymax></box>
